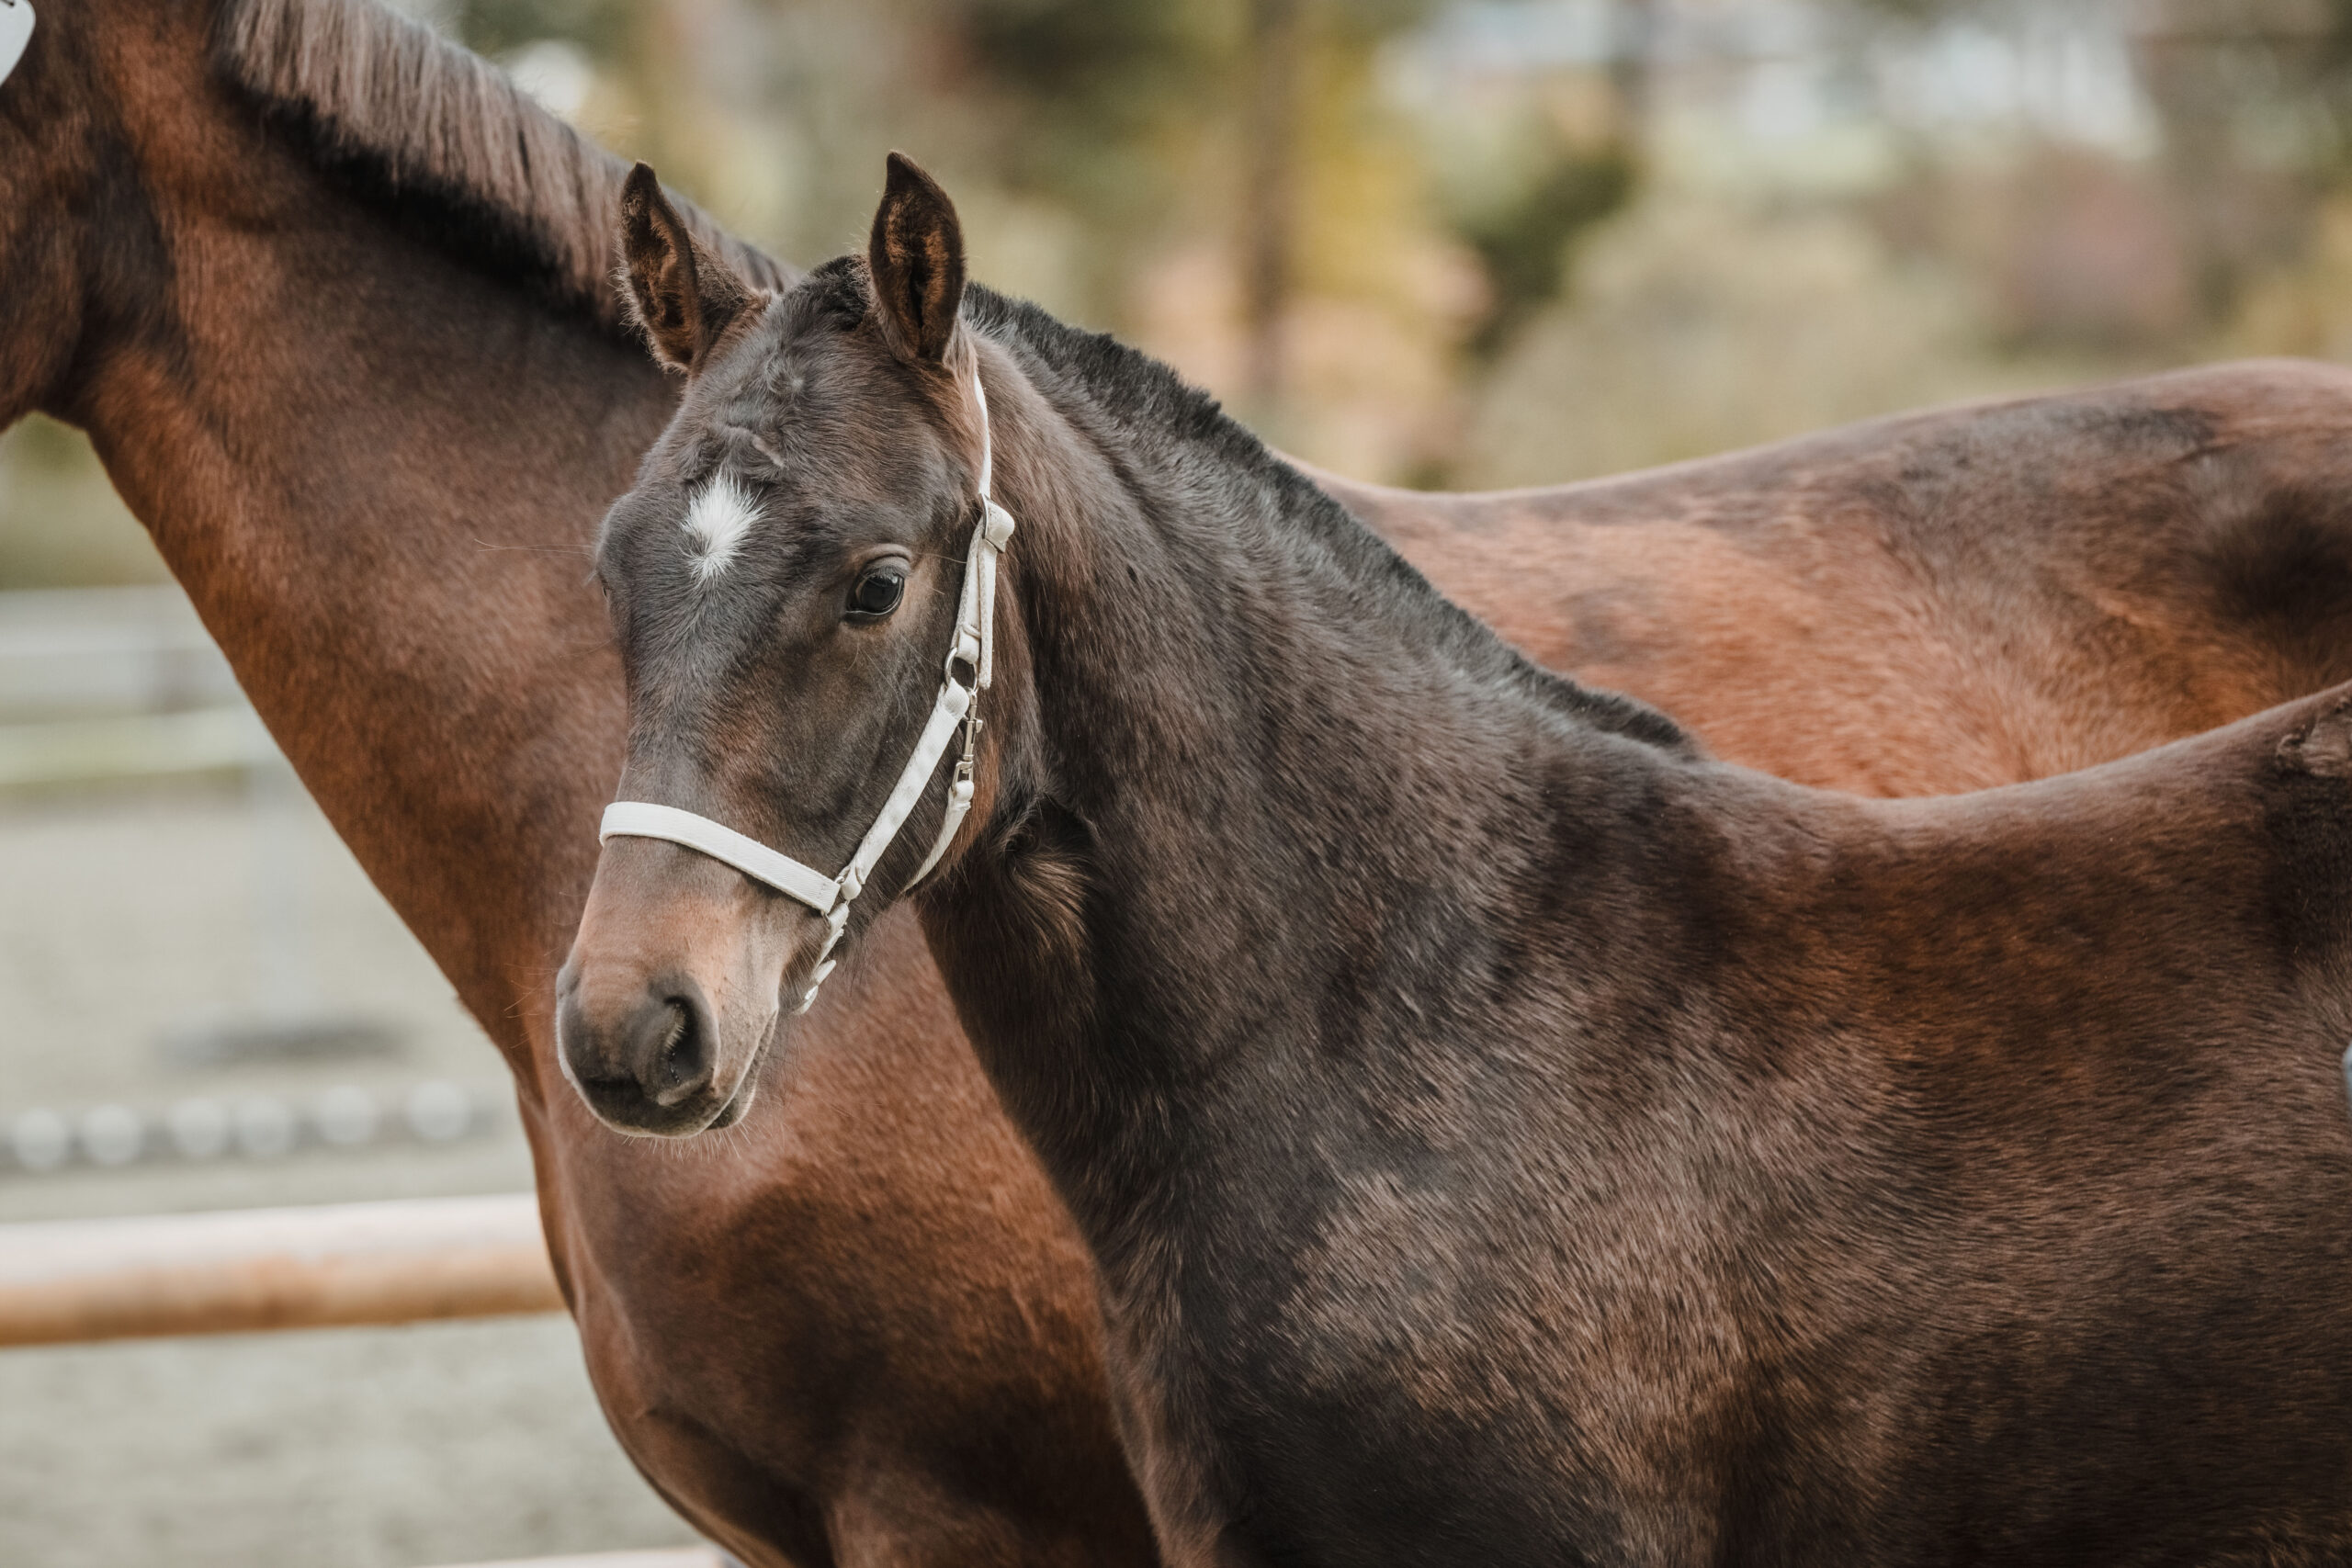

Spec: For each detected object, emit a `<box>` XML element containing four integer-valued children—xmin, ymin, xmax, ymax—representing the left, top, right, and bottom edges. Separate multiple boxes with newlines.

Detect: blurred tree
<box><xmin>961</xmin><ymin>0</ymin><xmax>1237</xmax><ymax>209</ymax></box>
<box><xmin>1404</xmin><ymin>0</ymin><xmax>1647</xmax><ymax>364</ymax></box>
<box><xmin>962</xmin><ymin>0</ymin><xmax>1441</xmax><ymax>397</ymax></box>
<box><xmin>956</xmin><ymin>0</ymin><xmax>1462</xmax><ymax>462</ymax></box>
<box><xmin>1452</xmin><ymin>142</ymin><xmax>1634</xmax><ymax>358</ymax></box>
<box><xmin>1849</xmin><ymin>0</ymin><xmax>2352</xmax><ymax>338</ymax></box>
<box><xmin>1245</xmin><ymin>0</ymin><xmax>1306</xmax><ymax>407</ymax></box>
<box><xmin>956</xmin><ymin>0</ymin><xmax>1246</xmax><ymax>323</ymax></box>
<box><xmin>455</xmin><ymin>0</ymin><xmax>635</xmax><ymax>59</ymax></box>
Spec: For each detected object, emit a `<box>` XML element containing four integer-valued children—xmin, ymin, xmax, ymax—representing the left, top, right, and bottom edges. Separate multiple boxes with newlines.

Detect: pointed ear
<box><xmin>619</xmin><ymin>163</ymin><xmax>755</xmax><ymax>372</ymax></box>
<box><xmin>867</xmin><ymin>152</ymin><xmax>967</xmax><ymax>365</ymax></box>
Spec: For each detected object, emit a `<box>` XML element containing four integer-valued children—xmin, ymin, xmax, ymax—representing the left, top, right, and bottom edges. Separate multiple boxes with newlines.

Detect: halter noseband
<box><xmin>599</xmin><ymin>369</ymin><xmax>1015</xmax><ymax>1013</ymax></box>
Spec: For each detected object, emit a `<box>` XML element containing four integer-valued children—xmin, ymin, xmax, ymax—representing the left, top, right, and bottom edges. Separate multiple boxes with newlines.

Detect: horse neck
<box><xmin>932</xmin><ymin>330</ymin><xmax>1685</xmax><ymax>1224</ymax></box>
<box><xmin>55</xmin><ymin>27</ymin><xmax>666</xmax><ymax>1100</ymax></box>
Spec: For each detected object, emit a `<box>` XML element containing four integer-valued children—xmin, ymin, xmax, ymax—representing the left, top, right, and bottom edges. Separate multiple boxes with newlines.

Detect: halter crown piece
<box><xmin>599</xmin><ymin>368</ymin><xmax>1016</xmax><ymax>1013</ymax></box>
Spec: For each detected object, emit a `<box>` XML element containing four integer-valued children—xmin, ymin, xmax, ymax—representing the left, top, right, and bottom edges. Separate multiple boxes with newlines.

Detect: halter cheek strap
<box><xmin>0</xmin><ymin>1</ymin><xmax>37</xmax><ymax>91</ymax></box>
<box><xmin>599</xmin><ymin>369</ymin><xmax>1016</xmax><ymax>1013</ymax></box>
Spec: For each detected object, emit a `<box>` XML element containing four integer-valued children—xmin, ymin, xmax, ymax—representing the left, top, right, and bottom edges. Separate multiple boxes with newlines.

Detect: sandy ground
<box><xmin>0</xmin><ymin>785</ymin><xmax>701</xmax><ymax>1566</ymax></box>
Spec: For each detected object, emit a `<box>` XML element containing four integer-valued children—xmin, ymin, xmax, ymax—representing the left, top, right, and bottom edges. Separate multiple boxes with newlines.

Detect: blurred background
<box><xmin>8</xmin><ymin>0</ymin><xmax>2352</xmax><ymax>1562</ymax></box>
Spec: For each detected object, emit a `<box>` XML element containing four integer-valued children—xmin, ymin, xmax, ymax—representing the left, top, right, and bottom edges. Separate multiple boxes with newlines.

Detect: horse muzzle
<box><xmin>556</xmin><ymin>835</ymin><xmax>806</xmax><ymax>1136</ymax></box>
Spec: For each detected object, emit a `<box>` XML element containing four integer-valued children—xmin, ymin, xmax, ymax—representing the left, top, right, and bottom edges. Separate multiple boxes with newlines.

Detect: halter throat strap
<box><xmin>600</xmin><ymin>367</ymin><xmax>1015</xmax><ymax>1012</ymax></box>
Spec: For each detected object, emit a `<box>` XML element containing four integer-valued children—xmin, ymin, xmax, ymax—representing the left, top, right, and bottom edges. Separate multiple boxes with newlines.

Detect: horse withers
<box><xmin>562</xmin><ymin>155</ymin><xmax>2352</xmax><ymax>1565</ymax></box>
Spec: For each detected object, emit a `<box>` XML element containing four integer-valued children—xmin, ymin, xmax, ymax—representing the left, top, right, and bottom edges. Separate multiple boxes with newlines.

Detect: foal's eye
<box><xmin>847</xmin><ymin>565</ymin><xmax>906</xmax><ymax>619</ymax></box>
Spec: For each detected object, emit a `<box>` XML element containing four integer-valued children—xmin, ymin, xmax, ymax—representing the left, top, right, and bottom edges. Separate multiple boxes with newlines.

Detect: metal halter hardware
<box><xmin>0</xmin><ymin>0</ymin><xmax>35</xmax><ymax>91</ymax></box>
<box><xmin>600</xmin><ymin>370</ymin><xmax>1014</xmax><ymax>1013</ymax></box>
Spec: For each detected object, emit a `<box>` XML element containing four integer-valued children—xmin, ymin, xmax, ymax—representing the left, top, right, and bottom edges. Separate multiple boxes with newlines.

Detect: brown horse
<box><xmin>9</xmin><ymin>0</ymin><xmax>2352</xmax><ymax>1562</ymax></box>
<box><xmin>565</xmin><ymin>156</ymin><xmax>2352</xmax><ymax>1563</ymax></box>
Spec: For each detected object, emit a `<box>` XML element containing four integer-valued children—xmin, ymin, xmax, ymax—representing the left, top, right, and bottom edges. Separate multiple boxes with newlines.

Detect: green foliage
<box><xmin>964</xmin><ymin>0</ymin><xmax>1233</xmax><ymax>137</ymax></box>
<box><xmin>959</xmin><ymin>0</ymin><xmax>1239</xmax><ymax>245</ymax></box>
<box><xmin>452</xmin><ymin>0</ymin><xmax>635</xmax><ymax>61</ymax></box>
<box><xmin>1453</xmin><ymin>142</ymin><xmax>1635</xmax><ymax>357</ymax></box>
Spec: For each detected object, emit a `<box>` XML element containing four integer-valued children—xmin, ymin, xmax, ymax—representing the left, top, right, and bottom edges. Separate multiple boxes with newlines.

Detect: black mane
<box><xmin>958</xmin><ymin>283</ymin><xmax>1695</xmax><ymax>755</ymax></box>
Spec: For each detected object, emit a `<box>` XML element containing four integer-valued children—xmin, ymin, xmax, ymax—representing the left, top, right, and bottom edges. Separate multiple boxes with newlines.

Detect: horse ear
<box><xmin>867</xmin><ymin>152</ymin><xmax>967</xmax><ymax>366</ymax></box>
<box><xmin>619</xmin><ymin>163</ymin><xmax>754</xmax><ymax>373</ymax></box>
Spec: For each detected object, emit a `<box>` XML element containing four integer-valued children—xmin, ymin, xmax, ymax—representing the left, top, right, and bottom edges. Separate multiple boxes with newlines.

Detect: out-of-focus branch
<box><xmin>1245</xmin><ymin>0</ymin><xmax>1306</xmax><ymax>411</ymax></box>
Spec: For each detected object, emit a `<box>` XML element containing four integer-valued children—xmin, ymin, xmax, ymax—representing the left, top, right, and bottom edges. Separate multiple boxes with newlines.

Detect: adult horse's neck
<box><xmin>928</xmin><ymin>294</ymin><xmax>1692</xmax><ymax>1229</ymax></box>
<box><xmin>38</xmin><ymin>0</ymin><xmax>723</xmax><ymax>1101</ymax></box>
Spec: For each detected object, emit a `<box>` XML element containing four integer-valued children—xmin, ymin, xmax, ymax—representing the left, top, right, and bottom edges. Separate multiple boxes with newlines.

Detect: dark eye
<box><xmin>848</xmin><ymin>565</ymin><xmax>906</xmax><ymax>619</ymax></box>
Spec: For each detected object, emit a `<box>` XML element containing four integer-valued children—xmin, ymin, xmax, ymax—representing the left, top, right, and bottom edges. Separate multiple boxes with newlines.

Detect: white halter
<box><xmin>0</xmin><ymin>1</ymin><xmax>36</xmax><ymax>91</ymax></box>
<box><xmin>600</xmin><ymin>370</ymin><xmax>1015</xmax><ymax>1013</ymax></box>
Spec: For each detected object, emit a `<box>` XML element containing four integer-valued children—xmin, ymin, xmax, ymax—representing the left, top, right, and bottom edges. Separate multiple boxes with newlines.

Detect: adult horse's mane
<box><xmin>212</xmin><ymin>0</ymin><xmax>796</xmax><ymax>331</ymax></box>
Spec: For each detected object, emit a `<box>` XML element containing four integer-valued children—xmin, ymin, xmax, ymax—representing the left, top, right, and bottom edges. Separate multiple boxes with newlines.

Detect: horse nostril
<box><xmin>558</xmin><ymin>981</ymin><xmax>720</xmax><ymax>1130</ymax></box>
<box><xmin>646</xmin><ymin>997</ymin><xmax>712</xmax><ymax>1106</ymax></box>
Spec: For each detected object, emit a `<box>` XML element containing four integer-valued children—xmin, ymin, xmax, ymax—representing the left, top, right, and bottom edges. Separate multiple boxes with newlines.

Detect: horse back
<box><xmin>1326</xmin><ymin>359</ymin><xmax>2352</xmax><ymax>796</ymax></box>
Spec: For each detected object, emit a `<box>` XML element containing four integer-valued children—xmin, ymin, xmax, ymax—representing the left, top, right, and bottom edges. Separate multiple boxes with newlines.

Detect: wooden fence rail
<box><xmin>0</xmin><ymin>1199</ymin><xmax>740</xmax><ymax>1568</ymax></box>
<box><xmin>0</xmin><ymin>1193</ymin><xmax>563</xmax><ymax>1346</ymax></box>
<box><xmin>429</xmin><ymin>1551</ymin><xmax>726</xmax><ymax>1568</ymax></box>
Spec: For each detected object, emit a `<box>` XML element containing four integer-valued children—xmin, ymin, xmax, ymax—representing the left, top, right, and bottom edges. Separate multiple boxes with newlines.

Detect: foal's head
<box><xmin>559</xmin><ymin>155</ymin><xmax>1006</xmax><ymax>1135</ymax></box>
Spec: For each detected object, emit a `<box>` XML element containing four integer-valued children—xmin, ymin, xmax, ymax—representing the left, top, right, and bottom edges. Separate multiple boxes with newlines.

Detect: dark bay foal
<box><xmin>21</xmin><ymin>0</ymin><xmax>2352</xmax><ymax>1559</ymax></box>
<box><xmin>565</xmin><ymin>157</ymin><xmax>2352</xmax><ymax>1564</ymax></box>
